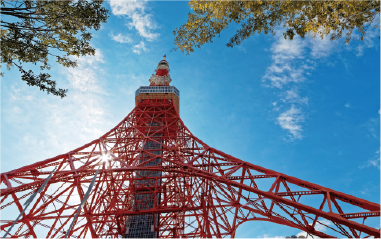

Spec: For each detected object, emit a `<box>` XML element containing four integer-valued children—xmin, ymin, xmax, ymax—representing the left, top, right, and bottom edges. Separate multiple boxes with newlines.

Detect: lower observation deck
<box><xmin>135</xmin><ymin>86</ymin><xmax>180</xmax><ymax>113</ymax></box>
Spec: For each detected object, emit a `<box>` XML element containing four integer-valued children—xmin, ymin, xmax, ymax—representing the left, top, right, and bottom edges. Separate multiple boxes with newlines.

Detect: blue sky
<box><xmin>1</xmin><ymin>1</ymin><xmax>380</xmax><ymax>237</ymax></box>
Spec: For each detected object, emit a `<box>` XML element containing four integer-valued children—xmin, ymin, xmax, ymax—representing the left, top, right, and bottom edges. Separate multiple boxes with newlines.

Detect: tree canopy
<box><xmin>173</xmin><ymin>1</ymin><xmax>380</xmax><ymax>54</ymax></box>
<box><xmin>1</xmin><ymin>0</ymin><xmax>109</xmax><ymax>98</ymax></box>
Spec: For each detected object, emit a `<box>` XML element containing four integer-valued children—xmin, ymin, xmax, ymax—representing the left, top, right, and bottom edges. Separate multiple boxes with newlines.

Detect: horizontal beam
<box><xmin>340</xmin><ymin>211</ymin><xmax>380</xmax><ymax>219</ymax></box>
<box><xmin>276</xmin><ymin>190</ymin><xmax>322</xmax><ymax>196</ymax></box>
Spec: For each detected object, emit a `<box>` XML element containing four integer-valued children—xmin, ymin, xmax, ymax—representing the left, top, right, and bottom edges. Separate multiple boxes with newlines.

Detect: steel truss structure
<box><xmin>1</xmin><ymin>99</ymin><xmax>380</xmax><ymax>238</ymax></box>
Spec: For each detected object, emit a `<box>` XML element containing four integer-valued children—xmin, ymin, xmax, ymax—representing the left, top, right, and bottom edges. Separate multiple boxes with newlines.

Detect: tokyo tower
<box><xmin>1</xmin><ymin>56</ymin><xmax>380</xmax><ymax>238</ymax></box>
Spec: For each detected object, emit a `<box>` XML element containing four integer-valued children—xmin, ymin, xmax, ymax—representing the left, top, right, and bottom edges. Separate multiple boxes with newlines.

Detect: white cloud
<box><xmin>4</xmin><ymin>48</ymin><xmax>113</xmax><ymax>164</ymax></box>
<box><xmin>110</xmin><ymin>32</ymin><xmax>132</xmax><ymax>43</ymax></box>
<box><xmin>109</xmin><ymin>0</ymin><xmax>158</xmax><ymax>41</ymax></box>
<box><xmin>263</xmin><ymin>37</ymin><xmax>308</xmax><ymax>89</ymax></box>
<box><xmin>296</xmin><ymin>219</ymin><xmax>332</xmax><ymax>238</ymax></box>
<box><xmin>66</xmin><ymin>49</ymin><xmax>105</xmax><ymax>93</ymax></box>
<box><xmin>359</xmin><ymin>148</ymin><xmax>381</xmax><ymax>169</ymax></box>
<box><xmin>6</xmin><ymin>87</ymin><xmax>111</xmax><ymax>161</ymax></box>
<box><xmin>345</xmin><ymin>103</ymin><xmax>351</xmax><ymax>108</ymax></box>
<box><xmin>262</xmin><ymin>30</ymin><xmax>339</xmax><ymax>141</ymax></box>
<box><xmin>258</xmin><ymin>219</ymin><xmax>332</xmax><ymax>239</ymax></box>
<box><xmin>280</xmin><ymin>88</ymin><xmax>308</xmax><ymax>105</ymax></box>
<box><xmin>315</xmin><ymin>219</ymin><xmax>331</xmax><ymax>232</ymax></box>
<box><xmin>260</xmin><ymin>234</ymin><xmax>285</xmax><ymax>238</ymax></box>
<box><xmin>110</xmin><ymin>0</ymin><xmax>145</xmax><ymax>16</ymax></box>
<box><xmin>262</xmin><ymin>35</ymin><xmax>310</xmax><ymax>140</ymax></box>
<box><xmin>363</xmin><ymin>117</ymin><xmax>379</xmax><ymax>139</ymax></box>
<box><xmin>360</xmin><ymin>150</ymin><xmax>380</xmax><ymax>169</ymax></box>
<box><xmin>272</xmin><ymin>37</ymin><xmax>306</xmax><ymax>56</ymax></box>
<box><xmin>277</xmin><ymin>105</ymin><xmax>305</xmax><ymax>140</ymax></box>
<box><xmin>310</xmin><ymin>36</ymin><xmax>336</xmax><ymax>59</ymax></box>
<box><xmin>355</xmin><ymin>26</ymin><xmax>379</xmax><ymax>57</ymax></box>
<box><xmin>368</xmin><ymin>157</ymin><xmax>380</xmax><ymax>169</ymax></box>
<box><xmin>132</xmin><ymin>41</ymin><xmax>148</xmax><ymax>54</ymax></box>
<box><xmin>128</xmin><ymin>13</ymin><xmax>158</xmax><ymax>41</ymax></box>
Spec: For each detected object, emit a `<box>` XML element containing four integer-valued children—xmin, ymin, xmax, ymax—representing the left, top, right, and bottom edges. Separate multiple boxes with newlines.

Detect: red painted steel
<box><xmin>1</xmin><ymin>99</ymin><xmax>380</xmax><ymax>238</ymax></box>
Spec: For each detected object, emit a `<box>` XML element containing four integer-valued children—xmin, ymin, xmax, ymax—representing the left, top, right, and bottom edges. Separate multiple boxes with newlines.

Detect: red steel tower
<box><xmin>1</xmin><ymin>56</ymin><xmax>380</xmax><ymax>238</ymax></box>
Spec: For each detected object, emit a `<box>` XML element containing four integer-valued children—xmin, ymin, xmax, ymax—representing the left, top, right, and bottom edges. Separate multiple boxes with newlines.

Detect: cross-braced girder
<box><xmin>1</xmin><ymin>99</ymin><xmax>380</xmax><ymax>238</ymax></box>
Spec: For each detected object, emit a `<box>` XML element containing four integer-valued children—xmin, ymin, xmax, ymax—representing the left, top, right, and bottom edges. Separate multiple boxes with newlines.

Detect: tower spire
<box><xmin>149</xmin><ymin>55</ymin><xmax>171</xmax><ymax>86</ymax></box>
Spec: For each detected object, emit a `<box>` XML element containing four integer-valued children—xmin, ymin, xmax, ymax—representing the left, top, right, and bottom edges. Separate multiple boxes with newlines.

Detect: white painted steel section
<box><xmin>3</xmin><ymin>166</ymin><xmax>57</xmax><ymax>238</ymax></box>
<box><xmin>135</xmin><ymin>86</ymin><xmax>180</xmax><ymax>97</ymax></box>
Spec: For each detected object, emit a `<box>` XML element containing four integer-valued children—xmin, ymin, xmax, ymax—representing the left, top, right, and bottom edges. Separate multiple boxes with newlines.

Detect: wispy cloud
<box><xmin>259</xmin><ymin>234</ymin><xmax>285</xmax><ymax>238</ymax></box>
<box><xmin>360</xmin><ymin>150</ymin><xmax>380</xmax><ymax>169</ymax></box>
<box><xmin>355</xmin><ymin>26</ymin><xmax>380</xmax><ymax>57</ymax></box>
<box><xmin>109</xmin><ymin>32</ymin><xmax>133</xmax><ymax>43</ymax></box>
<box><xmin>4</xmin><ymin>50</ymin><xmax>112</xmax><ymax>164</ymax></box>
<box><xmin>280</xmin><ymin>88</ymin><xmax>308</xmax><ymax>105</ymax></box>
<box><xmin>66</xmin><ymin>49</ymin><xmax>105</xmax><ymax>93</ymax></box>
<box><xmin>345</xmin><ymin>103</ymin><xmax>351</xmax><ymax>108</ymax></box>
<box><xmin>258</xmin><ymin>219</ymin><xmax>332</xmax><ymax>239</ymax></box>
<box><xmin>368</xmin><ymin>157</ymin><xmax>380</xmax><ymax>169</ymax></box>
<box><xmin>310</xmin><ymin>36</ymin><xmax>336</xmax><ymax>59</ymax></box>
<box><xmin>263</xmin><ymin>31</ymin><xmax>336</xmax><ymax>140</ymax></box>
<box><xmin>132</xmin><ymin>41</ymin><xmax>148</xmax><ymax>54</ymax></box>
<box><xmin>296</xmin><ymin>219</ymin><xmax>332</xmax><ymax>238</ymax></box>
<box><xmin>277</xmin><ymin>105</ymin><xmax>305</xmax><ymax>140</ymax></box>
<box><xmin>263</xmin><ymin>37</ymin><xmax>308</xmax><ymax>89</ymax></box>
<box><xmin>362</xmin><ymin>117</ymin><xmax>379</xmax><ymax>139</ymax></box>
<box><xmin>109</xmin><ymin>0</ymin><xmax>158</xmax><ymax>41</ymax></box>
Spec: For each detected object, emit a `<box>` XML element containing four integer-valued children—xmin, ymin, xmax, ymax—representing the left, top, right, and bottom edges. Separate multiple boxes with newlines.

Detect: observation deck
<box><xmin>135</xmin><ymin>86</ymin><xmax>180</xmax><ymax>113</ymax></box>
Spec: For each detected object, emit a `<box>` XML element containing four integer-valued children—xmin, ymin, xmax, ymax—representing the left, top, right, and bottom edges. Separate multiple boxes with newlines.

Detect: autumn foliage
<box><xmin>174</xmin><ymin>1</ymin><xmax>380</xmax><ymax>54</ymax></box>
